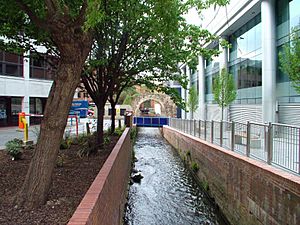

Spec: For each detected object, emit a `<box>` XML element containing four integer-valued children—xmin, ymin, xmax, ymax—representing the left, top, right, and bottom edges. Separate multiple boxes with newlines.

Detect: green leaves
<box><xmin>187</xmin><ymin>84</ymin><xmax>199</xmax><ymax>113</ymax></box>
<box><xmin>279</xmin><ymin>30</ymin><xmax>300</xmax><ymax>94</ymax></box>
<box><xmin>213</xmin><ymin>68</ymin><xmax>236</xmax><ymax>120</ymax></box>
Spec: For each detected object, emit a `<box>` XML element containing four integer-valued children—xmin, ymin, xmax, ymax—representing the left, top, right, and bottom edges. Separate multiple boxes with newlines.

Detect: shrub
<box><xmin>191</xmin><ymin>162</ymin><xmax>199</xmax><ymax>173</ymax></box>
<box><xmin>114</xmin><ymin>127</ymin><xmax>125</xmax><ymax>136</ymax></box>
<box><xmin>104</xmin><ymin>135</ymin><xmax>110</xmax><ymax>145</ymax></box>
<box><xmin>186</xmin><ymin>150</ymin><xmax>191</xmax><ymax>157</ymax></box>
<box><xmin>56</xmin><ymin>154</ymin><xmax>65</xmax><ymax>167</ymax></box>
<box><xmin>130</xmin><ymin>127</ymin><xmax>137</xmax><ymax>140</ymax></box>
<box><xmin>5</xmin><ymin>138</ymin><xmax>23</xmax><ymax>160</ymax></box>
<box><xmin>60</xmin><ymin>138</ymin><xmax>72</xmax><ymax>149</ymax></box>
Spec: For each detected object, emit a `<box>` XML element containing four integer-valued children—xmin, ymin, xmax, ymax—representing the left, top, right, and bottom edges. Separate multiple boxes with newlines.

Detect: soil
<box><xmin>0</xmin><ymin>135</ymin><xmax>120</xmax><ymax>225</ymax></box>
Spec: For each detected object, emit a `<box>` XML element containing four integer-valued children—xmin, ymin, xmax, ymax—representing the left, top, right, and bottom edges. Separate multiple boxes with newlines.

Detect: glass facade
<box><xmin>204</xmin><ymin>46</ymin><xmax>220</xmax><ymax>103</ymax></box>
<box><xmin>228</xmin><ymin>14</ymin><xmax>262</xmax><ymax>104</ymax></box>
<box><xmin>276</xmin><ymin>0</ymin><xmax>300</xmax><ymax>103</ymax></box>
<box><xmin>203</xmin><ymin>0</ymin><xmax>300</xmax><ymax>105</ymax></box>
<box><xmin>0</xmin><ymin>51</ymin><xmax>23</xmax><ymax>77</ymax></box>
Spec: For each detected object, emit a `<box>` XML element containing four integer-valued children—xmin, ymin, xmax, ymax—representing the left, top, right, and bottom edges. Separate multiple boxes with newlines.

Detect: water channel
<box><xmin>124</xmin><ymin>128</ymin><xmax>227</xmax><ymax>225</ymax></box>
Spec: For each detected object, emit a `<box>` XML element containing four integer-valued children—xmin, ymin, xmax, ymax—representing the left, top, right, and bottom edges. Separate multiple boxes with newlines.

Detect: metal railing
<box><xmin>169</xmin><ymin>118</ymin><xmax>300</xmax><ymax>175</ymax></box>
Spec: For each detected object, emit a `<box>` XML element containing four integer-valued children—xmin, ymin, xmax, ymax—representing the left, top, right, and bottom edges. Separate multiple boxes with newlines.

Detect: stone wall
<box><xmin>163</xmin><ymin>126</ymin><xmax>300</xmax><ymax>225</ymax></box>
<box><xmin>68</xmin><ymin>128</ymin><xmax>132</xmax><ymax>225</ymax></box>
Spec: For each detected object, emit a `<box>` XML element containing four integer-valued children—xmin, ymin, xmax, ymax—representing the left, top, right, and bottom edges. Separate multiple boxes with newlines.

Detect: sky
<box><xmin>184</xmin><ymin>8</ymin><xmax>202</xmax><ymax>26</ymax></box>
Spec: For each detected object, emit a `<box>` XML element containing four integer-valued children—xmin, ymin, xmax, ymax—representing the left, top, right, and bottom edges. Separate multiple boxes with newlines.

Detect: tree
<box><xmin>213</xmin><ymin>68</ymin><xmax>236</xmax><ymax>121</ymax></box>
<box><xmin>279</xmin><ymin>30</ymin><xmax>300</xmax><ymax>93</ymax></box>
<box><xmin>82</xmin><ymin>0</ymin><xmax>230</xmax><ymax>142</ymax></box>
<box><xmin>187</xmin><ymin>85</ymin><xmax>199</xmax><ymax>119</ymax></box>
<box><xmin>0</xmin><ymin>0</ymin><xmax>102</xmax><ymax>208</ymax></box>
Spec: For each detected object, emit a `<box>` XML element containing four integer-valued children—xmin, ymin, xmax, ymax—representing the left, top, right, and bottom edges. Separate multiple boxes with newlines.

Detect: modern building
<box><xmin>0</xmin><ymin>50</ymin><xmax>53</xmax><ymax>127</ymax></box>
<box><xmin>181</xmin><ymin>0</ymin><xmax>300</xmax><ymax>126</ymax></box>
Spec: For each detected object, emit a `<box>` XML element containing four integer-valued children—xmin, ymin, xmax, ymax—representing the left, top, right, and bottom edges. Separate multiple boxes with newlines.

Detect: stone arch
<box><xmin>131</xmin><ymin>93</ymin><xmax>177</xmax><ymax>117</ymax></box>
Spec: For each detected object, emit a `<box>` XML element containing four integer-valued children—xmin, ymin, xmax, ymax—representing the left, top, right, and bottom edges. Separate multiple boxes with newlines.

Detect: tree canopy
<box><xmin>187</xmin><ymin>84</ymin><xmax>199</xmax><ymax>118</ymax></box>
<box><xmin>213</xmin><ymin>68</ymin><xmax>236</xmax><ymax>121</ymax></box>
<box><xmin>279</xmin><ymin>30</ymin><xmax>300</xmax><ymax>94</ymax></box>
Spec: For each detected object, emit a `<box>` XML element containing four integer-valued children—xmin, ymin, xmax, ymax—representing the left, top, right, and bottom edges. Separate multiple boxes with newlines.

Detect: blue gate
<box><xmin>133</xmin><ymin>117</ymin><xmax>169</xmax><ymax>127</ymax></box>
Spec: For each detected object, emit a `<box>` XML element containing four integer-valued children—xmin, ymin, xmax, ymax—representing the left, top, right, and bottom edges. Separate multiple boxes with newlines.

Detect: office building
<box><xmin>181</xmin><ymin>0</ymin><xmax>300</xmax><ymax>126</ymax></box>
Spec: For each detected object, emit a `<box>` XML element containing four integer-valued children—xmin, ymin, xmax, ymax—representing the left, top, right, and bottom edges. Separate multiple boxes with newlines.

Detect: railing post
<box><xmin>190</xmin><ymin>120</ymin><xmax>192</xmax><ymax>135</ymax></box>
<box><xmin>194</xmin><ymin>120</ymin><xmax>196</xmax><ymax>137</ymax></box>
<box><xmin>246</xmin><ymin>121</ymin><xmax>251</xmax><ymax>157</ymax></box>
<box><xmin>204</xmin><ymin>120</ymin><xmax>207</xmax><ymax>140</ymax></box>
<box><xmin>199</xmin><ymin>120</ymin><xmax>201</xmax><ymax>138</ymax></box>
<box><xmin>267</xmin><ymin>122</ymin><xmax>273</xmax><ymax>165</ymax></box>
<box><xmin>220</xmin><ymin>121</ymin><xmax>223</xmax><ymax>147</ymax></box>
<box><xmin>299</xmin><ymin>128</ymin><xmax>300</xmax><ymax>174</ymax></box>
<box><xmin>231</xmin><ymin>121</ymin><xmax>235</xmax><ymax>151</ymax></box>
<box><xmin>211</xmin><ymin>120</ymin><xmax>214</xmax><ymax>143</ymax></box>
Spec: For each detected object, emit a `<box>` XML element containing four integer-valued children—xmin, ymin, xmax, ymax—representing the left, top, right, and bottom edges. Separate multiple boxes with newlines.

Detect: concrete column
<box><xmin>180</xmin><ymin>67</ymin><xmax>186</xmax><ymax>119</ymax></box>
<box><xmin>219</xmin><ymin>37</ymin><xmax>229</xmax><ymax>120</ymax></box>
<box><xmin>261</xmin><ymin>0</ymin><xmax>276</xmax><ymax>123</ymax></box>
<box><xmin>219</xmin><ymin>36</ymin><xmax>228</xmax><ymax>71</ymax></box>
<box><xmin>197</xmin><ymin>55</ymin><xmax>206</xmax><ymax>120</ymax></box>
<box><xmin>186</xmin><ymin>65</ymin><xmax>191</xmax><ymax>119</ymax></box>
<box><xmin>23</xmin><ymin>51</ymin><xmax>30</xmax><ymax>125</ymax></box>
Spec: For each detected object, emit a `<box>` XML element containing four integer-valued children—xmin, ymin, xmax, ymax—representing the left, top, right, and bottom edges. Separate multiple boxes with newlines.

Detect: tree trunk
<box><xmin>15</xmin><ymin>56</ymin><xmax>86</xmax><ymax>208</ymax></box>
<box><xmin>221</xmin><ymin>105</ymin><xmax>224</xmax><ymax>121</ymax></box>
<box><xmin>96</xmin><ymin>102</ymin><xmax>105</xmax><ymax>146</ymax></box>
<box><xmin>110</xmin><ymin>102</ymin><xmax>116</xmax><ymax>134</ymax></box>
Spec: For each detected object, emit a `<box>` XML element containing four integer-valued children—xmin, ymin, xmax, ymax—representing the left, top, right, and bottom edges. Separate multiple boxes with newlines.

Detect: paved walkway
<box><xmin>0</xmin><ymin>118</ymin><xmax>124</xmax><ymax>150</ymax></box>
<box><xmin>0</xmin><ymin>125</ymin><xmax>39</xmax><ymax>150</ymax></box>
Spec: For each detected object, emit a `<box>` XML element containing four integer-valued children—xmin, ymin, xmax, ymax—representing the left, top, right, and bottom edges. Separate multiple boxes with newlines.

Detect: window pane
<box><xmin>4</xmin><ymin>52</ymin><xmax>19</xmax><ymax>63</ymax></box>
<box><xmin>5</xmin><ymin>64</ymin><xmax>19</xmax><ymax>76</ymax></box>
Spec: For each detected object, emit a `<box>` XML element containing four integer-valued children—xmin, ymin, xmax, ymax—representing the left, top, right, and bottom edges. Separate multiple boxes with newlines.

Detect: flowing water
<box><xmin>124</xmin><ymin>128</ymin><xmax>227</xmax><ymax>225</ymax></box>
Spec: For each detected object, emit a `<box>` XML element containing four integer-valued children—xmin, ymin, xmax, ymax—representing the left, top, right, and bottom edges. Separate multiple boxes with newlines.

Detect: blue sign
<box><xmin>70</xmin><ymin>100</ymin><xmax>89</xmax><ymax>118</ymax></box>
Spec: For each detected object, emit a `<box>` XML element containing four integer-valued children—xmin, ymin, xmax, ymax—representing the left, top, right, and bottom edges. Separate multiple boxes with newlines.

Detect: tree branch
<box><xmin>73</xmin><ymin>0</ymin><xmax>88</xmax><ymax>27</ymax></box>
<box><xmin>15</xmin><ymin>0</ymin><xmax>49</xmax><ymax>31</ymax></box>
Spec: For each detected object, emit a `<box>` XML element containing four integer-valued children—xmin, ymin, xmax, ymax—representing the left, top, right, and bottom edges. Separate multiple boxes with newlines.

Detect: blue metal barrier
<box><xmin>133</xmin><ymin>117</ymin><xmax>169</xmax><ymax>127</ymax></box>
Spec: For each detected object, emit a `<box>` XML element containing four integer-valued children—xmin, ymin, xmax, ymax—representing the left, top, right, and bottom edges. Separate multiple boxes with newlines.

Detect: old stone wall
<box><xmin>163</xmin><ymin>126</ymin><xmax>300</xmax><ymax>225</ymax></box>
<box><xmin>68</xmin><ymin>128</ymin><xmax>132</xmax><ymax>225</ymax></box>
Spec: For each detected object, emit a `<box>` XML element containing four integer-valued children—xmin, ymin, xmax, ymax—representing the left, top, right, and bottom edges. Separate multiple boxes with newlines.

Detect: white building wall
<box><xmin>0</xmin><ymin>51</ymin><xmax>53</xmax><ymax>125</ymax></box>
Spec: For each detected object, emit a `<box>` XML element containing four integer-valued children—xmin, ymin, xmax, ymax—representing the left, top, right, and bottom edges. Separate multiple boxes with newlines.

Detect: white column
<box><xmin>23</xmin><ymin>51</ymin><xmax>30</xmax><ymax>125</ymax></box>
<box><xmin>261</xmin><ymin>0</ymin><xmax>276</xmax><ymax>123</ymax></box>
<box><xmin>186</xmin><ymin>65</ymin><xmax>192</xmax><ymax>119</ymax></box>
<box><xmin>198</xmin><ymin>55</ymin><xmax>206</xmax><ymax>120</ymax></box>
<box><xmin>219</xmin><ymin>37</ymin><xmax>228</xmax><ymax>71</ymax></box>
<box><xmin>219</xmin><ymin>37</ymin><xmax>229</xmax><ymax>120</ymax></box>
<box><xmin>180</xmin><ymin>67</ymin><xmax>186</xmax><ymax>119</ymax></box>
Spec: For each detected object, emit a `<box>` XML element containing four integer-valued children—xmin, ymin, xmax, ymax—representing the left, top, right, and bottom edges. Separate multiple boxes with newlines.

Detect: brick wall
<box><xmin>68</xmin><ymin>128</ymin><xmax>132</xmax><ymax>225</ymax></box>
<box><xmin>163</xmin><ymin>126</ymin><xmax>300</xmax><ymax>225</ymax></box>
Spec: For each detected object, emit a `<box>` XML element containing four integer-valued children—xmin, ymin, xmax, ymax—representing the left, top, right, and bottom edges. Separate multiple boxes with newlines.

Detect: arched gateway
<box><xmin>131</xmin><ymin>93</ymin><xmax>177</xmax><ymax>117</ymax></box>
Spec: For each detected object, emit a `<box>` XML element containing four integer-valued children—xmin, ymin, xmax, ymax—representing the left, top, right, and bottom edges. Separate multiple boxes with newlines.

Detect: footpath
<box><xmin>0</xmin><ymin>118</ymin><xmax>119</xmax><ymax>150</ymax></box>
<box><xmin>0</xmin><ymin>126</ymin><xmax>39</xmax><ymax>150</ymax></box>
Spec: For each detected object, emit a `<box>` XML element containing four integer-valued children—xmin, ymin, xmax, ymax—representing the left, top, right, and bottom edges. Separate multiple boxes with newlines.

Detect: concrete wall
<box><xmin>68</xmin><ymin>128</ymin><xmax>132</xmax><ymax>225</ymax></box>
<box><xmin>163</xmin><ymin>126</ymin><xmax>300</xmax><ymax>225</ymax></box>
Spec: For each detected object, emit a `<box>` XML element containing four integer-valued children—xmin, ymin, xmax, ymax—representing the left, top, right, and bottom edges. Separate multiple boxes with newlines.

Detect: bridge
<box><xmin>133</xmin><ymin>116</ymin><xmax>169</xmax><ymax>127</ymax></box>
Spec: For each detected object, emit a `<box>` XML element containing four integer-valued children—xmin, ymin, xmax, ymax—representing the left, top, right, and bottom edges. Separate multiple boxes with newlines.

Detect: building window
<box><xmin>30</xmin><ymin>97</ymin><xmax>46</xmax><ymax>125</ymax></box>
<box><xmin>0</xmin><ymin>51</ymin><xmax>23</xmax><ymax>77</ymax></box>
<box><xmin>108</xmin><ymin>108</ymin><xmax>116</xmax><ymax>115</ymax></box>
<box><xmin>0</xmin><ymin>96</ymin><xmax>23</xmax><ymax>127</ymax></box>
<box><xmin>30</xmin><ymin>53</ymin><xmax>54</xmax><ymax>80</ymax></box>
<box><xmin>120</xmin><ymin>109</ymin><xmax>126</xmax><ymax>116</ymax></box>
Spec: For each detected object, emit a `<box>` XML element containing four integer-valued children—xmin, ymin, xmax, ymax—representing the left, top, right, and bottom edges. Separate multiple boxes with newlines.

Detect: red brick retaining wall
<box><xmin>163</xmin><ymin>126</ymin><xmax>300</xmax><ymax>225</ymax></box>
<box><xmin>68</xmin><ymin>128</ymin><xmax>132</xmax><ymax>225</ymax></box>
